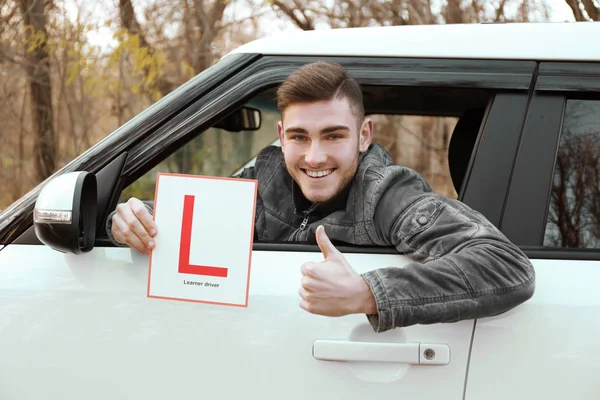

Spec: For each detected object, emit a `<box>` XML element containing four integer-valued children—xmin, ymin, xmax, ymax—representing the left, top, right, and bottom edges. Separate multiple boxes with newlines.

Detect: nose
<box><xmin>305</xmin><ymin>141</ymin><xmax>327</xmax><ymax>166</ymax></box>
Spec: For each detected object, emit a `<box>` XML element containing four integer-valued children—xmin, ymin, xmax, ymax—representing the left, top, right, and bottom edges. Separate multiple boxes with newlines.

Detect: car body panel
<box><xmin>0</xmin><ymin>244</ymin><xmax>473</xmax><ymax>400</ymax></box>
<box><xmin>464</xmin><ymin>258</ymin><xmax>600</xmax><ymax>399</ymax></box>
<box><xmin>226</xmin><ymin>22</ymin><xmax>600</xmax><ymax>61</ymax></box>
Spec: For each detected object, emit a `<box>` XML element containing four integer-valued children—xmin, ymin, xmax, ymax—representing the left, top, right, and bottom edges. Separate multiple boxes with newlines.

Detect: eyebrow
<box><xmin>284</xmin><ymin>125</ymin><xmax>351</xmax><ymax>135</ymax></box>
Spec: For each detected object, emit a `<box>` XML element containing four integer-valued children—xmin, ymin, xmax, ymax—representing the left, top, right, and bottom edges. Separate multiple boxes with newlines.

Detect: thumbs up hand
<box><xmin>299</xmin><ymin>225</ymin><xmax>378</xmax><ymax>317</ymax></box>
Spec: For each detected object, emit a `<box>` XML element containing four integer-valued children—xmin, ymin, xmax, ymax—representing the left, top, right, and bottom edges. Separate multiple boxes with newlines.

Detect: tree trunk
<box><xmin>191</xmin><ymin>0</ymin><xmax>229</xmax><ymax>72</ymax></box>
<box><xmin>20</xmin><ymin>0</ymin><xmax>56</xmax><ymax>182</ymax></box>
<box><xmin>444</xmin><ymin>0</ymin><xmax>464</xmax><ymax>23</ymax></box>
<box><xmin>581</xmin><ymin>0</ymin><xmax>600</xmax><ymax>20</ymax></box>
<box><xmin>118</xmin><ymin>0</ymin><xmax>173</xmax><ymax>97</ymax></box>
<box><xmin>118</xmin><ymin>0</ymin><xmax>149</xmax><ymax>47</ymax></box>
<box><xmin>565</xmin><ymin>0</ymin><xmax>600</xmax><ymax>20</ymax></box>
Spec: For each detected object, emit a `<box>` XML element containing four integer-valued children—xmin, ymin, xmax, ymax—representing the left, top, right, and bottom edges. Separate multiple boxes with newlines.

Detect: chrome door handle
<box><xmin>312</xmin><ymin>340</ymin><xmax>450</xmax><ymax>365</ymax></box>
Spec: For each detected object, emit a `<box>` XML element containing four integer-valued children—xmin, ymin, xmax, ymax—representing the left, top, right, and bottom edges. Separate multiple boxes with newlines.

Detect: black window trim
<box><xmin>536</xmin><ymin>61</ymin><xmax>600</xmax><ymax>93</ymax></box>
<box><xmin>503</xmin><ymin>60</ymin><xmax>600</xmax><ymax>258</ymax></box>
<box><xmin>461</xmin><ymin>91</ymin><xmax>534</xmax><ymax>226</ymax></box>
<box><xmin>500</xmin><ymin>92</ymin><xmax>566</xmax><ymax>247</ymax></box>
<box><xmin>520</xmin><ymin>246</ymin><xmax>600</xmax><ymax>261</ymax></box>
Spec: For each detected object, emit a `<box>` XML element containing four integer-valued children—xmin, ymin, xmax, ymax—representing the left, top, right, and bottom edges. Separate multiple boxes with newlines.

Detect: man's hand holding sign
<box><xmin>111</xmin><ymin>197</ymin><xmax>157</xmax><ymax>255</ymax></box>
<box><xmin>299</xmin><ymin>225</ymin><xmax>377</xmax><ymax>317</ymax></box>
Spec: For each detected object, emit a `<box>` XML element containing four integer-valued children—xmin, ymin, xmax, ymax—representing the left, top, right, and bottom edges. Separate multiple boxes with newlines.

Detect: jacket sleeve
<box><xmin>361</xmin><ymin>168</ymin><xmax>535</xmax><ymax>332</ymax></box>
<box><xmin>105</xmin><ymin>166</ymin><xmax>257</xmax><ymax>246</ymax></box>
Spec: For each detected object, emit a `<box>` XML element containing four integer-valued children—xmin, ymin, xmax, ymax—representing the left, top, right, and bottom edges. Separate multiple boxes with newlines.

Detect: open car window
<box><xmin>117</xmin><ymin>83</ymin><xmax>492</xmax><ymax>245</ymax></box>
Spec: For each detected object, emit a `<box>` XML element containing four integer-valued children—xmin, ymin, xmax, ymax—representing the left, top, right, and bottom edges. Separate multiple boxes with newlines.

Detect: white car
<box><xmin>1</xmin><ymin>22</ymin><xmax>600</xmax><ymax>400</ymax></box>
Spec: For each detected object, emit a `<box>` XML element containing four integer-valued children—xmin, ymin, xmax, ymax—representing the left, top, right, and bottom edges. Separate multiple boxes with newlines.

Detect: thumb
<box><xmin>316</xmin><ymin>225</ymin><xmax>339</xmax><ymax>259</ymax></box>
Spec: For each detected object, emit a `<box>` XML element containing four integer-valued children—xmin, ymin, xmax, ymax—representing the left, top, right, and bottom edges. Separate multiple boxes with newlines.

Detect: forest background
<box><xmin>0</xmin><ymin>0</ymin><xmax>594</xmax><ymax>210</ymax></box>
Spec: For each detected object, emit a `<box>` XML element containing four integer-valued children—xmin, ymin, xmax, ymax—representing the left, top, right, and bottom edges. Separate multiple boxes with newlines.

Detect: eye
<box><xmin>328</xmin><ymin>134</ymin><xmax>342</xmax><ymax>140</ymax></box>
<box><xmin>292</xmin><ymin>135</ymin><xmax>307</xmax><ymax>141</ymax></box>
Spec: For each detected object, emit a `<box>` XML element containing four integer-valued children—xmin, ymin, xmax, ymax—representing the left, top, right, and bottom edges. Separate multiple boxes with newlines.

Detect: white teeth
<box><xmin>306</xmin><ymin>169</ymin><xmax>332</xmax><ymax>178</ymax></box>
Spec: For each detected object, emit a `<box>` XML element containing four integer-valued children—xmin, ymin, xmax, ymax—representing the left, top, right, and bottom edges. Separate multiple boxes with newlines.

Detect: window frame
<box><xmin>103</xmin><ymin>55</ymin><xmax>535</xmax><ymax>252</ymax></box>
<box><xmin>501</xmin><ymin>61</ymin><xmax>600</xmax><ymax>258</ymax></box>
<box><xmin>118</xmin><ymin>56</ymin><xmax>536</xmax><ymax>185</ymax></box>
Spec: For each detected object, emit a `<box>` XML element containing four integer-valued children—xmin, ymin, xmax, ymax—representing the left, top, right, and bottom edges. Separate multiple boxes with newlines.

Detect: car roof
<box><xmin>226</xmin><ymin>22</ymin><xmax>600</xmax><ymax>62</ymax></box>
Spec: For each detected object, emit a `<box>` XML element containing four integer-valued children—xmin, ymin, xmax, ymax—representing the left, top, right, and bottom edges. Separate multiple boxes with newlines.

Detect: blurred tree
<box><xmin>545</xmin><ymin>101</ymin><xmax>600</xmax><ymax>248</ymax></box>
<box><xmin>19</xmin><ymin>0</ymin><xmax>56</xmax><ymax>182</ymax></box>
<box><xmin>117</xmin><ymin>0</ymin><xmax>173</xmax><ymax>99</ymax></box>
<box><xmin>269</xmin><ymin>0</ymin><xmax>550</xmax><ymax>27</ymax></box>
<box><xmin>0</xmin><ymin>0</ymin><xmax>567</xmax><ymax>209</ymax></box>
<box><xmin>0</xmin><ymin>0</ymin><xmax>115</xmax><ymax>206</ymax></box>
<box><xmin>564</xmin><ymin>0</ymin><xmax>599</xmax><ymax>20</ymax></box>
<box><xmin>0</xmin><ymin>0</ymin><xmax>265</xmax><ymax>209</ymax></box>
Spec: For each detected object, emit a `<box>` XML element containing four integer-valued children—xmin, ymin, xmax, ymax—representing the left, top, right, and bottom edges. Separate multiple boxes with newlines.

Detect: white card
<box><xmin>147</xmin><ymin>173</ymin><xmax>258</xmax><ymax>307</ymax></box>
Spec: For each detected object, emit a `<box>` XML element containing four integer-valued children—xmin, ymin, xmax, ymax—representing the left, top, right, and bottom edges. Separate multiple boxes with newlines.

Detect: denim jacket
<box><xmin>107</xmin><ymin>143</ymin><xmax>535</xmax><ymax>332</ymax></box>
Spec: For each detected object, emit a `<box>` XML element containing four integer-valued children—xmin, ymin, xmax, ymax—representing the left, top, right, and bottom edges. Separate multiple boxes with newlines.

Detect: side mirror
<box><xmin>213</xmin><ymin>107</ymin><xmax>262</xmax><ymax>132</ymax></box>
<box><xmin>33</xmin><ymin>171</ymin><xmax>97</xmax><ymax>254</ymax></box>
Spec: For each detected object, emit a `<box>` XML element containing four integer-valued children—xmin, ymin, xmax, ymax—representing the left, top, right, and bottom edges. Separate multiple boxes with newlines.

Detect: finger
<box><xmin>299</xmin><ymin>298</ymin><xmax>312</xmax><ymax>314</ymax></box>
<box><xmin>120</xmin><ymin>206</ymin><xmax>155</xmax><ymax>250</ymax></box>
<box><xmin>300</xmin><ymin>262</ymin><xmax>315</xmax><ymax>277</ymax></box>
<box><xmin>129</xmin><ymin>198</ymin><xmax>157</xmax><ymax>237</ymax></box>
<box><xmin>113</xmin><ymin>216</ymin><xmax>147</xmax><ymax>253</ymax></box>
<box><xmin>300</xmin><ymin>275</ymin><xmax>317</xmax><ymax>292</ymax></box>
<box><xmin>301</xmin><ymin>262</ymin><xmax>323</xmax><ymax>279</ymax></box>
<box><xmin>111</xmin><ymin>213</ymin><xmax>130</xmax><ymax>244</ymax></box>
<box><xmin>316</xmin><ymin>225</ymin><xmax>339</xmax><ymax>259</ymax></box>
<box><xmin>298</xmin><ymin>286</ymin><xmax>310</xmax><ymax>300</ymax></box>
<box><xmin>113</xmin><ymin>216</ymin><xmax>150</xmax><ymax>254</ymax></box>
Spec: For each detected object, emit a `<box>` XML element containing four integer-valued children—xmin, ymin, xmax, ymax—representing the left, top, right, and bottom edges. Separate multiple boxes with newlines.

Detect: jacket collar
<box><xmin>291</xmin><ymin>178</ymin><xmax>351</xmax><ymax>217</ymax></box>
<box><xmin>290</xmin><ymin>147</ymin><xmax>375</xmax><ymax>217</ymax></box>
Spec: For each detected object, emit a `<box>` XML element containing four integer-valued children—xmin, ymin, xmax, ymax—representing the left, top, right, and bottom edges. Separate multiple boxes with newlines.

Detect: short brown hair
<box><xmin>276</xmin><ymin>61</ymin><xmax>365</xmax><ymax>124</ymax></box>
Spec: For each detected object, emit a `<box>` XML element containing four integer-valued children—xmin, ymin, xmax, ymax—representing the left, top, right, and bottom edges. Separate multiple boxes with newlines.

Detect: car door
<box><xmin>465</xmin><ymin>62</ymin><xmax>600</xmax><ymax>399</ymax></box>
<box><xmin>0</xmin><ymin>54</ymin><xmax>534</xmax><ymax>400</ymax></box>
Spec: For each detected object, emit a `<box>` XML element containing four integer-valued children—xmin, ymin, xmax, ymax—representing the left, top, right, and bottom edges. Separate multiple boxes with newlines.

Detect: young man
<box><xmin>107</xmin><ymin>61</ymin><xmax>535</xmax><ymax>333</ymax></box>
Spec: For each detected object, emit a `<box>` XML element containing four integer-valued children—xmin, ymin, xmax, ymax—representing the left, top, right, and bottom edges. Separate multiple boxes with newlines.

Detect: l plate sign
<box><xmin>147</xmin><ymin>173</ymin><xmax>258</xmax><ymax>307</ymax></box>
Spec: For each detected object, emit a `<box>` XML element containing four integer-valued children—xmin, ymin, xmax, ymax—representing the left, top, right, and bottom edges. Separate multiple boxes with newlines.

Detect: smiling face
<box><xmin>277</xmin><ymin>96</ymin><xmax>373</xmax><ymax>203</ymax></box>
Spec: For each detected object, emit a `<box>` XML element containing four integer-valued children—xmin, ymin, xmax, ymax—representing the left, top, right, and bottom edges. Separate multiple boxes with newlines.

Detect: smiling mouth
<box><xmin>303</xmin><ymin>169</ymin><xmax>335</xmax><ymax>178</ymax></box>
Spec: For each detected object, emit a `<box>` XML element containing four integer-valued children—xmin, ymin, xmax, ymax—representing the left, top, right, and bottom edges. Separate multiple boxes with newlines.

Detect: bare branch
<box><xmin>118</xmin><ymin>0</ymin><xmax>174</xmax><ymax>97</ymax></box>
<box><xmin>271</xmin><ymin>0</ymin><xmax>315</xmax><ymax>30</ymax></box>
<box><xmin>443</xmin><ymin>0</ymin><xmax>465</xmax><ymax>23</ymax></box>
<box><xmin>495</xmin><ymin>0</ymin><xmax>508</xmax><ymax>21</ymax></box>
<box><xmin>219</xmin><ymin>10</ymin><xmax>271</xmax><ymax>30</ymax></box>
<box><xmin>565</xmin><ymin>0</ymin><xmax>587</xmax><ymax>20</ymax></box>
<box><xmin>581</xmin><ymin>0</ymin><xmax>600</xmax><ymax>20</ymax></box>
<box><xmin>118</xmin><ymin>0</ymin><xmax>150</xmax><ymax>48</ymax></box>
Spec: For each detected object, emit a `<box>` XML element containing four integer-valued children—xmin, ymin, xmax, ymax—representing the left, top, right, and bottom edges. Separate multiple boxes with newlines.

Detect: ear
<box><xmin>358</xmin><ymin>118</ymin><xmax>373</xmax><ymax>152</ymax></box>
<box><xmin>277</xmin><ymin>120</ymin><xmax>285</xmax><ymax>150</ymax></box>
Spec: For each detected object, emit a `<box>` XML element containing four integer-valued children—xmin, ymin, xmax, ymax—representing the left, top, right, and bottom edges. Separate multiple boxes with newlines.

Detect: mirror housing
<box><xmin>33</xmin><ymin>171</ymin><xmax>97</xmax><ymax>254</ymax></box>
<box><xmin>214</xmin><ymin>107</ymin><xmax>261</xmax><ymax>132</ymax></box>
